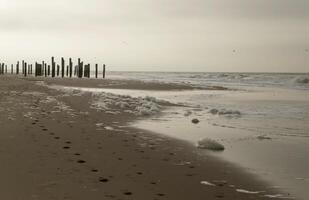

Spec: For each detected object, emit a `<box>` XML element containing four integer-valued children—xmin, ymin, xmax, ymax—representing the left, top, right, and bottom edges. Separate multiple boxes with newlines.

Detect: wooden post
<box><xmin>103</xmin><ymin>64</ymin><xmax>106</xmax><ymax>79</ymax></box>
<box><xmin>45</xmin><ymin>64</ymin><xmax>47</xmax><ymax>77</ymax></box>
<box><xmin>87</xmin><ymin>64</ymin><xmax>90</xmax><ymax>78</ymax></box>
<box><xmin>84</xmin><ymin>64</ymin><xmax>89</xmax><ymax>78</ymax></box>
<box><xmin>35</xmin><ymin>62</ymin><xmax>37</xmax><ymax>77</ymax></box>
<box><xmin>16</xmin><ymin>62</ymin><xmax>19</xmax><ymax>74</ymax></box>
<box><xmin>11</xmin><ymin>64</ymin><xmax>13</xmax><ymax>74</ymax></box>
<box><xmin>48</xmin><ymin>65</ymin><xmax>50</xmax><ymax>76</ymax></box>
<box><xmin>95</xmin><ymin>64</ymin><xmax>98</xmax><ymax>78</ymax></box>
<box><xmin>61</xmin><ymin>57</ymin><xmax>65</xmax><ymax>78</ymax></box>
<box><xmin>57</xmin><ymin>64</ymin><xmax>60</xmax><ymax>76</ymax></box>
<box><xmin>66</xmin><ymin>65</ymin><xmax>68</xmax><ymax>77</ymax></box>
<box><xmin>22</xmin><ymin>60</ymin><xmax>25</xmax><ymax>75</ymax></box>
<box><xmin>42</xmin><ymin>61</ymin><xmax>45</xmax><ymax>76</ymax></box>
<box><xmin>79</xmin><ymin>62</ymin><xmax>84</xmax><ymax>78</ymax></box>
<box><xmin>77</xmin><ymin>58</ymin><xmax>83</xmax><ymax>78</ymax></box>
<box><xmin>24</xmin><ymin>62</ymin><xmax>27</xmax><ymax>77</ymax></box>
<box><xmin>51</xmin><ymin>57</ymin><xmax>55</xmax><ymax>77</ymax></box>
<box><xmin>69</xmin><ymin>58</ymin><xmax>73</xmax><ymax>78</ymax></box>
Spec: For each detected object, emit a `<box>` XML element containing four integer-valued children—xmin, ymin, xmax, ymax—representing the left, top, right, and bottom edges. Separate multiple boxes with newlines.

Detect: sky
<box><xmin>0</xmin><ymin>0</ymin><xmax>308</xmax><ymax>72</ymax></box>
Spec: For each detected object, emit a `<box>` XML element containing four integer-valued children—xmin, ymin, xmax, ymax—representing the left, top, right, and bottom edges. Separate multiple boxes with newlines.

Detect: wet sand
<box><xmin>0</xmin><ymin>76</ymin><xmax>285</xmax><ymax>200</ymax></box>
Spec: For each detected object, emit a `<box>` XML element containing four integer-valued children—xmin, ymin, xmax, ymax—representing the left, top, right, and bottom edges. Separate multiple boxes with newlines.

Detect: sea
<box><xmin>69</xmin><ymin>71</ymin><xmax>309</xmax><ymax>199</ymax></box>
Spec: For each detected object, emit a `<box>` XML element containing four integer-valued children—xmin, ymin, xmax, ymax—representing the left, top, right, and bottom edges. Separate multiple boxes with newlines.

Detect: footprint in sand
<box><xmin>77</xmin><ymin>160</ymin><xmax>86</xmax><ymax>164</ymax></box>
<box><xmin>215</xmin><ymin>194</ymin><xmax>224</xmax><ymax>198</ymax></box>
<box><xmin>99</xmin><ymin>178</ymin><xmax>109</xmax><ymax>182</ymax></box>
<box><xmin>63</xmin><ymin>146</ymin><xmax>70</xmax><ymax>149</ymax></box>
<box><xmin>123</xmin><ymin>192</ymin><xmax>132</xmax><ymax>196</ymax></box>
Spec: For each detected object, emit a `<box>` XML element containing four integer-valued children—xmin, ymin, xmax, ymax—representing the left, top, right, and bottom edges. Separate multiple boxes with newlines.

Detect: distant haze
<box><xmin>0</xmin><ymin>0</ymin><xmax>308</xmax><ymax>72</ymax></box>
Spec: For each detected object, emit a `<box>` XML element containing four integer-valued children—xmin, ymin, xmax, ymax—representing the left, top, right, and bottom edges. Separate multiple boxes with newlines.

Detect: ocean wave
<box><xmin>291</xmin><ymin>76</ymin><xmax>309</xmax><ymax>85</ymax></box>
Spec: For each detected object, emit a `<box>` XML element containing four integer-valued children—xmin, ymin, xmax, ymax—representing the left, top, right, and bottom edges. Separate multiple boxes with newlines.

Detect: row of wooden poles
<box><xmin>0</xmin><ymin>57</ymin><xmax>106</xmax><ymax>79</ymax></box>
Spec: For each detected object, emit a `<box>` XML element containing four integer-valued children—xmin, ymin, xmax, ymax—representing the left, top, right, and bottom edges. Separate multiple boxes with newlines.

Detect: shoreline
<box><xmin>0</xmin><ymin>75</ymin><xmax>289</xmax><ymax>200</ymax></box>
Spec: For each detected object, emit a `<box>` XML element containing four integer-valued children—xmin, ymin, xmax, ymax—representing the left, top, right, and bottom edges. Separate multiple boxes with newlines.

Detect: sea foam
<box><xmin>197</xmin><ymin>138</ymin><xmax>225</xmax><ymax>151</ymax></box>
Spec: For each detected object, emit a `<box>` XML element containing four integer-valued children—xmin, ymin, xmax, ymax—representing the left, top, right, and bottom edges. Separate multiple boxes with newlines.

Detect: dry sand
<box><xmin>0</xmin><ymin>76</ymin><xmax>283</xmax><ymax>200</ymax></box>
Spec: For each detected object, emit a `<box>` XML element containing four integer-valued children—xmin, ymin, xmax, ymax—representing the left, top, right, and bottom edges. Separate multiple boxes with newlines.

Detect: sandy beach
<box><xmin>0</xmin><ymin>75</ymin><xmax>287</xmax><ymax>200</ymax></box>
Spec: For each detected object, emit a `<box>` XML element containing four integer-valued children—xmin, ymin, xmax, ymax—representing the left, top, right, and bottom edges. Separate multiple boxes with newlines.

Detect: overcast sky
<box><xmin>0</xmin><ymin>0</ymin><xmax>308</xmax><ymax>72</ymax></box>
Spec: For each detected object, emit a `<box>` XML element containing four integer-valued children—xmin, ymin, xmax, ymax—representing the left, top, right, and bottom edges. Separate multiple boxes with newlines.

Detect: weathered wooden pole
<box><xmin>44</xmin><ymin>64</ymin><xmax>47</xmax><ymax>77</ymax></box>
<box><xmin>87</xmin><ymin>64</ymin><xmax>90</xmax><ymax>78</ymax></box>
<box><xmin>42</xmin><ymin>61</ymin><xmax>45</xmax><ymax>76</ymax></box>
<box><xmin>16</xmin><ymin>61</ymin><xmax>19</xmax><ymax>74</ymax></box>
<box><xmin>61</xmin><ymin>57</ymin><xmax>65</xmax><ymax>78</ymax></box>
<box><xmin>77</xmin><ymin>58</ymin><xmax>83</xmax><ymax>78</ymax></box>
<box><xmin>69</xmin><ymin>58</ymin><xmax>73</xmax><ymax>78</ymax></box>
<box><xmin>5</xmin><ymin>65</ymin><xmax>7</xmax><ymax>74</ymax></box>
<box><xmin>95</xmin><ymin>64</ymin><xmax>98</xmax><ymax>78</ymax></box>
<box><xmin>51</xmin><ymin>57</ymin><xmax>55</xmax><ymax>77</ymax></box>
<box><xmin>77</xmin><ymin>58</ymin><xmax>81</xmax><ymax>77</ymax></box>
<box><xmin>11</xmin><ymin>64</ymin><xmax>13</xmax><ymax>74</ymax></box>
<box><xmin>24</xmin><ymin>62</ymin><xmax>27</xmax><ymax>77</ymax></box>
<box><xmin>35</xmin><ymin>62</ymin><xmax>37</xmax><ymax>76</ymax></box>
<box><xmin>57</xmin><ymin>64</ymin><xmax>60</xmax><ymax>76</ymax></box>
<box><xmin>48</xmin><ymin>65</ymin><xmax>50</xmax><ymax>76</ymax></box>
<box><xmin>84</xmin><ymin>64</ymin><xmax>89</xmax><ymax>78</ymax></box>
<box><xmin>79</xmin><ymin>62</ymin><xmax>84</xmax><ymax>78</ymax></box>
<box><xmin>22</xmin><ymin>60</ymin><xmax>25</xmax><ymax>75</ymax></box>
<box><xmin>103</xmin><ymin>64</ymin><xmax>106</xmax><ymax>79</ymax></box>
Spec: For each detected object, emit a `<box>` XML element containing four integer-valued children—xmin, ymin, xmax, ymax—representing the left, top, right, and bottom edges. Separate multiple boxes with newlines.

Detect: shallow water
<box><xmin>50</xmin><ymin>72</ymin><xmax>309</xmax><ymax>200</ymax></box>
<box><xmin>82</xmin><ymin>86</ymin><xmax>309</xmax><ymax>200</ymax></box>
